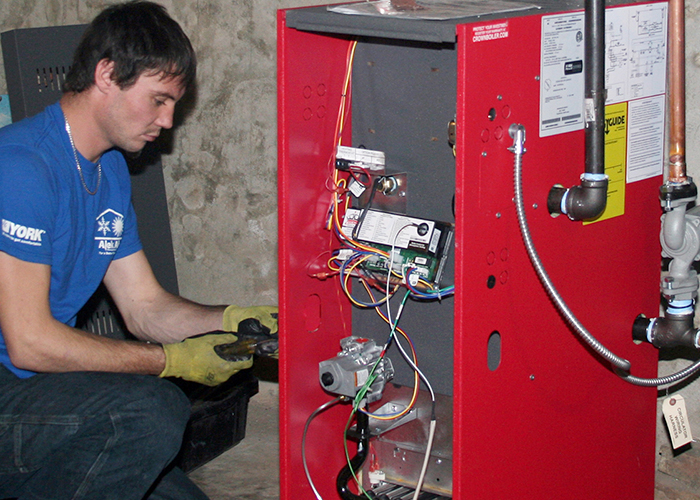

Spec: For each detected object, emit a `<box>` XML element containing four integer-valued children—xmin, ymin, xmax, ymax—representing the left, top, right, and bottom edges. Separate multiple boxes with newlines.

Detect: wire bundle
<box><xmin>304</xmin><ymin>38</ymin><xmax>443</xmax><ymax>500</ymax></box>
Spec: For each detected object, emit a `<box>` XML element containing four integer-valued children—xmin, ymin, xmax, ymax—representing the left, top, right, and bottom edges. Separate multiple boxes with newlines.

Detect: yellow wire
<box><xmin>360</xmin><ymin>281</ymin><xmax>420</xmax><ymax>421</ymax></box>
<box><xmin>341</xmin><ymin>256</ymin><xmax>393</xmax><ymax>308</ymax></box>
<box><xmin>324</xmin><ymin>39</ymin><xmax>389</xmax><ymax>257</ymax></box>
<box><xmin>327</xmin><ymin>256</ymin><xmax>342</xmax><ymax>272</ymax></box>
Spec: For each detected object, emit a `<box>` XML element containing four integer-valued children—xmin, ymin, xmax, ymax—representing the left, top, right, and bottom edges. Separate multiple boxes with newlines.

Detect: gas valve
<box><xmin>319</xmin><ymin>336</ymin><xmax>394</xmax><ymax>403</ymax></box>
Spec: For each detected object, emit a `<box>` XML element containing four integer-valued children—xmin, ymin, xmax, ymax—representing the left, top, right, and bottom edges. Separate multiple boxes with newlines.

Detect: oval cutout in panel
<box><xmin>487</xmin><ymin>331</ymin><xmax>501</xmax><ymax>371</ymax></box>
<box><xmin>304</xmin><ymin>294</ymin><xmax>321</xmax><ymax>332</ymax></box>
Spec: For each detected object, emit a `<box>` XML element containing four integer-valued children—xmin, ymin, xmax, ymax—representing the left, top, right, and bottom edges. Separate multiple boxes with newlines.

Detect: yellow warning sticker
<box><xmin>585</xmin><ymin>102</ymin><xmax>627</xmax><ymax>225</ymax></box>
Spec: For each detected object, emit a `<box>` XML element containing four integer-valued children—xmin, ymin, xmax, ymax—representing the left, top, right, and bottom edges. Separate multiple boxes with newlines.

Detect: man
<box><xmin>0</xmin><ymin>2</ymin><xmax>277</xmax><ymax>499</ymax></box>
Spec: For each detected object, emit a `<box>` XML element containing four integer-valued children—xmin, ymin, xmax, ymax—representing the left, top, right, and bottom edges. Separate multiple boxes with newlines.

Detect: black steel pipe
<box><xmin>548</xmin><ymin>0</ymin><xmax>608</xmax><ymax>220</ymax></box>
<box><xmin>585</xmin><ymin>0</ymin><xmax>606</xmax><ymax>176</ymax></box>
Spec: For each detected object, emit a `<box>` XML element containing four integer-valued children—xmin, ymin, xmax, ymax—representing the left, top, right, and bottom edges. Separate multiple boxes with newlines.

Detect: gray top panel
<box><xmin>285</xmin><ymin>0</ymin><xmax>658</xmax><ymax>43</ymax></box>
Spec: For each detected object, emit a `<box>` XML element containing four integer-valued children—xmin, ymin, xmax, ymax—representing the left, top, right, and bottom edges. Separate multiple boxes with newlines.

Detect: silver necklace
<box><xmin>65</xmin><ymin>120</ymin><xmax>101</xmax><ymax>195</ymax></box>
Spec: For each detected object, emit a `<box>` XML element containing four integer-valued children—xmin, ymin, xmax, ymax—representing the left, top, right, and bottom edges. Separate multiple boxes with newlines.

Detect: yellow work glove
<box><xmin>222</xmin><ymin>305</ymin><xmax>278</xmax><ymax>334</ymax></box>
<box><xmin>159</xmin><ymin>333</ymin><xmax>253</xmax><ymax>386</ymax></box>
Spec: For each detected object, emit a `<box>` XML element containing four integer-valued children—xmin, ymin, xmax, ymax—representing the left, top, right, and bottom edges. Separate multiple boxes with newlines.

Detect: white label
<box><xmin>337</xmin><ymin>248</ymin><xmax>354</xmax><ymax>261</ymax></box>
<box><xmin>626</xmin><ymin>95</ymin><xmax>665</xmax><ymax>183</ymax></box>
<box><xmin>540</xmin><ymin>3</ymin><xmax>668</xmax><ymax>137</ymax></box>
<box><xmin>662</xmin><ymin>395</ymin><xmax>693</xmax><ymax>449</ymax></box>
<box><xmin>348</xmin><ymin>179</ymin><xmax>367</xmax><ymax>198</ymax></box>
<box><xmin>336</xmin><ymin>145</ymin><xmax>385</xmax><ymax>171</ymax></box>
<box><xmin>341</xmin><ymin>209</ymin><xmax>435</xmax><ymax>250</ymax></box>
<box><xmin>604</xmin><ymin>3</ymin><xmax>667</xmax><ymax>105</ymax></box>
<box><xmin>355</xmin><ymin>368</ymin><xmax>369</xmax><ymax>388</ymax></box>
<box><xmin>540</xmin><ymin>12</ymin><xmax>585</xmax><ymax>137</ymax></box>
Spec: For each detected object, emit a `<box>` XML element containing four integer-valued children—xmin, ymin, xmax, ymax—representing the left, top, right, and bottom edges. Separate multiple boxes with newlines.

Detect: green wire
<box><xmin>343</xmin><ymin>407</ymin><xmax>374</xmax><ymax>500</ymax></box>
<box><xmin>345</xmin><ymin>290</ymin><xmax>412</xmax><ymax>497</ymax></box>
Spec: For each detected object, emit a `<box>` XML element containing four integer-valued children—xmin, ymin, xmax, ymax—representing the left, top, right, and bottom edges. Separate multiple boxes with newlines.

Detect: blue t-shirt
<box><xmin>0</xmin><ymin>102</ymin><xmax>143</xmax><ymax>378</ymax></box>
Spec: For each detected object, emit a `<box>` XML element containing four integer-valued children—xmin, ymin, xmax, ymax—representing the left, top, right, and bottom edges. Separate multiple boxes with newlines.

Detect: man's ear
<box><xmin>94</xmin><ymin>59</ymin><xmax>117</xmax><ymax>94</ymax></box>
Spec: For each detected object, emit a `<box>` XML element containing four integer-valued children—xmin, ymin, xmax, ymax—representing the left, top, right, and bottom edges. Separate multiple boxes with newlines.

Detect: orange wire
<box><xmin>361</xmin><ymin>281</ymin><xmax>419</xmax><ymax>420</ymax></box>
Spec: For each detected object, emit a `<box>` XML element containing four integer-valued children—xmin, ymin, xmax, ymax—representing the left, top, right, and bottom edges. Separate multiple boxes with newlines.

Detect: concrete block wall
<box><xmin>0</xmin><ymin>0</ymin><xmax>699</xmax><ymax>498</ymax></box>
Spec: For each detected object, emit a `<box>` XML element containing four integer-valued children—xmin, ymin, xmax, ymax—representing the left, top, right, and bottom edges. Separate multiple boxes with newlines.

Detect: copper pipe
<box><xmin>668</xmin><ymin>0</ymin><xmax>686</xmax><ymax>183</ymax></box>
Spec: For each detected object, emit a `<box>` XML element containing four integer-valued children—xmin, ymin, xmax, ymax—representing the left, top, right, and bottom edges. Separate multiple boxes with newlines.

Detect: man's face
<box><xmin>102</xmin><ymin>70</ymin><xmax>186</xmax><ymax>153</ymax></box>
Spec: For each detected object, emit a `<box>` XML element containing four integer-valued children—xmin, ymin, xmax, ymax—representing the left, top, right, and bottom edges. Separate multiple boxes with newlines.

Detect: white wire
<box><xmin>391</xmin><ymin>321</ymin><xmax>437</xmax><ymax>500</ymax></box>
<box><xmin>385</xmin><ymin>223</ymin><xmax>417</xmax><ymax>333</ymax></box>
<box><xmin>302</xmin><ymin>396</ymin><xmax>343</xmax><ymax>500</ymax></box>
<box><xmin>393</xmin><ymin>332</ymin><xmax>436</xmax><ymax>403</ymax></box>
<box><xmin>382</xmin><ymin>222</ymin><xmax>437</xmax><ymax>500</ymax></box>
<box><xmin>412</xmin><ymin>419</ymin><xmax>437</xmax><ymax>500</ymax></box>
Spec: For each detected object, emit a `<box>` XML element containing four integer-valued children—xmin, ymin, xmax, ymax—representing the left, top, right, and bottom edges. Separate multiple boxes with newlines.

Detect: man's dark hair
<box><xmin>63</xmin><ymin>1</ymin><xmax>196</xmax><ymax>93</ymax></box>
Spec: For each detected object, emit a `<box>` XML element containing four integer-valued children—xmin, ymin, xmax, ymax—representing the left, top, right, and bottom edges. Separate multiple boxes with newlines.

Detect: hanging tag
<box><xmin>662</xmin><ymin>395</ymin><xmax>693</xmax><ymax>449</ymax></box>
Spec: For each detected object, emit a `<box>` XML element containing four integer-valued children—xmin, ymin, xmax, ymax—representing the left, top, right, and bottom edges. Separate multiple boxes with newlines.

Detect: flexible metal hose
<box><xmin>511</xmin><ymin>124</ymin><xmax>700</xmax><ymax>387</ymax></box>
<box><xmin>617</xmin><ymin>360</ymin><xmax>700</xmax><ymax>387</ymax></box>
<box><xmin>511</xmin><ymin>129</ymin><xmax>631</xmax><ymax>372</ymax></box>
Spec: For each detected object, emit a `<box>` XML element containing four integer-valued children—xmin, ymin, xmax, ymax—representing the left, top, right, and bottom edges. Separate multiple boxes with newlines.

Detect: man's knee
<box><xmin>109</xmin><ymin>375</ymin><xmax>191</xmax><ymax>445</ymax></box>
<box><xmin>68</xmin><ymin>373</ymin><xmax>192</xmax><ymax>463</ymax></box>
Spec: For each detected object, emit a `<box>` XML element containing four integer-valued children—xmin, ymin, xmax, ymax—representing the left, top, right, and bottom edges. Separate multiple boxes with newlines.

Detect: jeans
<box><xmin>0</xmin><ymin>366</ymin><xmax>210</xmax><ymax>500</ymax></box>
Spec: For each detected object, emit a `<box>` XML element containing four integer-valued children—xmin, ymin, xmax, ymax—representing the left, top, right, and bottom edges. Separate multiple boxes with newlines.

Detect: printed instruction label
<box><xmin>539</xmin><ymin>12</ymin><xmax>585</xmax><ymax>137</ymax></box>
<box><xmin>540</xmin><ymin>3</ymin><xmax>668</xmax><ymax>137</ymax></box>
<box><xmin>604</xmin><ymin>3</ymin><xmax>667</xmax><ymax>105</ymax></box>
<box><xmin>662</xmin><ymin>395</ymin><xmax>693</xmax><ymax>449</ymax></box>
<box><xmin>626</xmin><ymin>95</ymin><xmax>665</xmax><ymax>183</ymax></box>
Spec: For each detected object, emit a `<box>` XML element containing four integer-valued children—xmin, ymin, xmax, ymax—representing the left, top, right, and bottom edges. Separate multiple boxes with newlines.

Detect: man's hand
<box><xmin>159</xmin><ymin>333</ymin><xmax>252</xmax><ymax>386</ymax></box>
<box><xmin>222</xmin><ymin>305</ymin><xmax>278</xmax><ymax>334</ymax></box>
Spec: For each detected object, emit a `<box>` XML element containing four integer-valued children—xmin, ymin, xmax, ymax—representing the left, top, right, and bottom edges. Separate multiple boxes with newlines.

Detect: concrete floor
<box><xmin>188</xmin><ymin>380</ymin><xmax>280</xmax><ymax>500</ymax></box>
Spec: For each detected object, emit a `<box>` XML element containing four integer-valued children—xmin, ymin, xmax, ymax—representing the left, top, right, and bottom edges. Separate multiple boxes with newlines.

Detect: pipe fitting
<box><xmin>547</xmin><ymin>174</ymin><xmax>609</xmax><ymax>220</ymax></box>
<box><xmin>660</xmin><ymin>179</ymin><xmax>697</xmax><ymax>212</ymax></box>
<box><xmin>633</xmin><ymin>300</ymin><xmax>700</xmax><ymax>349</ymax></box>
<box><xmin>633</xmin><ymin>315</ymin><xmax>700</xmax><ymax>349</ymax></box>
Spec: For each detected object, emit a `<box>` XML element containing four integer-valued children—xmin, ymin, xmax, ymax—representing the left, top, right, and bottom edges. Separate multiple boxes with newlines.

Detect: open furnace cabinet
<box><xmin>278</xmin><ymin>1</ymin><xmax>666</xmax><ymax>498</ymax></box>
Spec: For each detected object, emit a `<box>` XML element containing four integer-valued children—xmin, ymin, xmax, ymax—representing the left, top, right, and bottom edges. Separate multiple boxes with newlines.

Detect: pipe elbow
<box><xmin>548</xmin><ymin>175</ymin><xmax>608</xmax><ymax>221</ymax></box>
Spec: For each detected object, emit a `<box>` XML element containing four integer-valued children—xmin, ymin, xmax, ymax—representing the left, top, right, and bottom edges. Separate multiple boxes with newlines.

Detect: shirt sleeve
<box><xmin>113</xmin><ymin>199</ymin><xmax>143</xmax><ymax>260</ymax></box>
<box><xmin>0</xmin><ymin>145</ymin><xmax>57</xmax><ymax>264</ymax></box>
